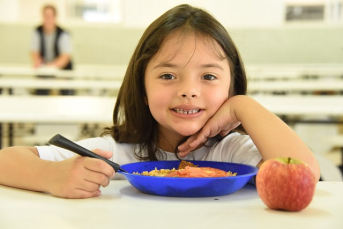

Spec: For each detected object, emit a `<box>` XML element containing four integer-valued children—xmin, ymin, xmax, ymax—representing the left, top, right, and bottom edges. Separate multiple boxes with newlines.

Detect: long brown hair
<box><xmin>103</xmin><ymin>4</ymin><xmax>247</xmax><ymax>161</ymax></box>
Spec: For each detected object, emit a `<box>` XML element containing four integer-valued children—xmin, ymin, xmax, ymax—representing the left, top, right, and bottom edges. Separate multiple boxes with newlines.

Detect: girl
<box><xmin>0</xmin><ymin>4</ymin><xmax>320</xmax><ymax>199</ymax></box>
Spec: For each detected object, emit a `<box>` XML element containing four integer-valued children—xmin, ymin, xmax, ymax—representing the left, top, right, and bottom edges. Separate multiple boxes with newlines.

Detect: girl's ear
<box><xmin>144</xmin><ymin>97</ymin><xmax>148</xmax><ymax>105</ymax></box>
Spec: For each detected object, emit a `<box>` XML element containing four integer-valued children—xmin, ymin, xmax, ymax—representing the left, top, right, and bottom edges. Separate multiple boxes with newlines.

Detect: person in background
<box><xmin>30</xmin><ymin>4</ymin><xmax>74</xmax><ymax>95</ymax></box>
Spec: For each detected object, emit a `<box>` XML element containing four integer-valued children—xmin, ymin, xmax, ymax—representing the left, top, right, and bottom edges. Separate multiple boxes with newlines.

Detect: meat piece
<box><xmin>177</xmin><ymin>160</ymin><xmax>198</xmax><ymax>169</ymax></box>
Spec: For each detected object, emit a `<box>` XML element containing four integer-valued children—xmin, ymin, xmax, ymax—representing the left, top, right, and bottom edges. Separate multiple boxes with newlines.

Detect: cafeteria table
<box><xmin>0</xmin><ymin>64</ymin><xmax>127</xmax><ymax>79</ymax></box>
<box><xmin>0</xmin><ymin>96</ymin><xmax>115</xmax><ymax>148</ymax></box>
<box><xmin>248</xmin><ymin>79</ymin><xmax>343</xmax><ymax>93</ymax></box>
<box><xmin>253</xmin><ymin>95</ymin><xmax>343</xmax><ymax>121</ymax></box>
<box><xmin>246</xmin><ymin>63</ymin><xmax>343</xmax><ymax>80</ymax></box>
<box><xmin>0</xmin><ymin>96</ymin><xmax>114</xmax><ymax>123</ymax></box>
<box><xmin>0</xmin><ymin>180</ymin><xmax>342</xmax><ymax>229</ymax></box>
<box><xmin>0</xmin><ymin>95</ymin><xmax>341</xmax><ymax>121</ymax></box>
<box><xmin>0</xmin><ymin>95</ymin><xmax>343</xmax><ymax>148</ymax></box>
<box><xmin>0</xmin><ymin>78</ymin><xmax>122</xmax><ymax>93</ymax></box>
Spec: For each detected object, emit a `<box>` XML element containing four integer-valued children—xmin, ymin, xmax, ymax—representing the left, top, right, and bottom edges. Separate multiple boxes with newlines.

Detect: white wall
<box><xmin>0</xmin><ymin>0</ymin><xmax>285</xmax><ymax>28</ymax></box>
<box><xmin>0</xmin><ymin>0</ymin><xmax>19</xmax><ymax>22</ymax></box>
<box><xmin>18</xmin><ymin>0</ymin><xmax>68</xmax><ymax>24</ymax></box>
<box><xmin>0</xmin><ymin>0</ymin><xmax>341</xmax><ymax>66</ymax></box>
<box><xmin>121</xmin><ymin>0</ymin><xmax>285</xmax><ymax>28</ymax></box>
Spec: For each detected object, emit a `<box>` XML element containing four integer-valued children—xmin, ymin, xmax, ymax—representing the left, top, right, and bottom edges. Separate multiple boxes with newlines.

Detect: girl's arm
<box><xmin>0</xmin><ymin>146</ymin><xmax>115</xmax><ymax>198</ymax></box>
<box><xmin>178</xmin><ymin>95</ymin><xmax>321</xmax><ymax>181</ymax></box>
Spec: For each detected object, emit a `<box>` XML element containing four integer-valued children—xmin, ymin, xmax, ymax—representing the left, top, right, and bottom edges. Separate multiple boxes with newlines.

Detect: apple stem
<box><xmin>288</xmin><ymin>157</ymin><xmax>291</xmax><ymax>164</ymax></box>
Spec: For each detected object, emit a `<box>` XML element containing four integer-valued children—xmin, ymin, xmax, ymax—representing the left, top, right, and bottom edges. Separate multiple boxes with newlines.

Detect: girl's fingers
<box><xmin>178</xmin><ymin>126</ymin><xmax>214</xmax><ymax>156</ymax></box>
<box><xmin>78</xmin><ymin>179</ymin><xmax>101</xmax><ymax>192</ymax></box>
<box><xmin>72</xmin><ymin>189</ymin><xmax>101</xmax><ymax>199</ymax></box>
<box><xmin>92</xmin><ymin>149</ymin><xmax>113</xmax><ymax>160</ymax></box>
<box><xmin>83</xmin><ymin>169</ymin><xmax>111</xmax><ymax>188</ymax></box>
<box><xmin>188</xmin><ymin>124</ymin><xmax>217</xmax><ymax>148</ymax></box>
<box><xmin>218</xmin><ymin>122</ymin><xmax>240</xmax><ymax>137</ymax></box>
<box><xmin>178</xmin><ymin>135</ymin><xmax>196</xmax><ymax>151</ymax></box>
<box><xmin>58</xmin><ymin>188</ymin><xmax>101</xmax><ymax>199</ymax></box>
<box><xmin>179</xmin><ymin>141</ymin><xmax>208</xmax><ymax>157</ymax></box>
<box><xmin>189</xmin><ymin>135</ymin><xmax>207</xmax><ymax>148</ymax></box>
<box><xmin>83</xmin><ymin>158</ymin><xmax>115</xmax><ymax>179</ymax></box>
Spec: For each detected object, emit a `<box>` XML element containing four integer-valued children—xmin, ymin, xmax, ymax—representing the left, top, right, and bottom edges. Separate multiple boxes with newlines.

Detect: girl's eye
<box><xmin>160</xmin><ymin>74</ymin><xmax>175</xmax><ymax>80</ymax></box>
<box><xmin>202</xmin><ymin>74</ymin><xmax>217</xmax><ymax>81</ymax></box>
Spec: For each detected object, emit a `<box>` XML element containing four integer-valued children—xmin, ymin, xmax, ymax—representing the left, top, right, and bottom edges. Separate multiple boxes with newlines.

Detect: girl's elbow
<box><xmin>311</xmin><ymin>159</ymin><xmax>321</xmax><ymax>182</ymax></box>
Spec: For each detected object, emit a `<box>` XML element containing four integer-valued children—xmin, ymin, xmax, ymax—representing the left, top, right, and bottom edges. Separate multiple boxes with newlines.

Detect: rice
<box><xmin>134</xmin><ymin>167</ymin><xmax>177</xmax><ymax>177</ymax></box>
<box><xmin>226</xmin><ymin>171</ymin><xmax>237</xmax><ymax>176</ymax></box>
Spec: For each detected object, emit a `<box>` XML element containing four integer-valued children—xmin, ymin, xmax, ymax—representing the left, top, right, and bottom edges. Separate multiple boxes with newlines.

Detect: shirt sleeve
<box><xmin>30</xmin><ymin>30</ymin><xmax>40</xmax><ymax>52</ymax></box>
<box><xmin>36</xmin><ymin>136</ymin><xmax>114</xmax><ymax>161</ymax></box>
<box><xmin>58</xmin><ymin>32</ymin><xmax>72</xmax><ymax>54</ymax></box>
<box><xmin>215</xmin><ymin>133</ymin><xmax>262</xmax><ymax>167</ymax></box>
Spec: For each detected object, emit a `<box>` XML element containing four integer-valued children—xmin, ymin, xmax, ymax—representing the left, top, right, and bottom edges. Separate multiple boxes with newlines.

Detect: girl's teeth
<box><xmin>174</xmin><ymin>109</ymin><xmax>200</xmax><ymax>114</ymax></box>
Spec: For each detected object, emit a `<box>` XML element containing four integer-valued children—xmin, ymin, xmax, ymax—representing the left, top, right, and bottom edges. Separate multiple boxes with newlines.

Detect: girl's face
<box><xmin>144</xmin><ymin>32</ymin><xmax>231</xmax><ymax>149</ymax></box>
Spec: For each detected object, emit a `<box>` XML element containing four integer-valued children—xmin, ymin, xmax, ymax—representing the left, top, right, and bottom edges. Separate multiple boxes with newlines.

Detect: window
<box><xmin>286</xmin><ymin>5</ymin><xmax>325</xmax><ymax>21</ymax></box>
<box><xmin>67</xmin><ymin>0</ymin><xmax>121</xmax><ymax>23</ymax></box>
<box><xmin>285</xmin><ymin>0</ymin><xmax>343</xmax><ymax>23</ymax></box>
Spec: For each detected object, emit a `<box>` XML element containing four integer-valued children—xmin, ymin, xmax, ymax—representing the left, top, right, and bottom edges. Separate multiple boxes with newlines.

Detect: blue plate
<box><xmin>118</xmin><ymin>160</ymin><xmax>258</xmax><ymax>197</ymax></box>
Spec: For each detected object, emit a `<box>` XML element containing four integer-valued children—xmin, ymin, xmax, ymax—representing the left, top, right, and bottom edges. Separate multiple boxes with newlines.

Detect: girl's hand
<box><xmin>45</xmin><ymin>149</ymin><xmax>115</xmax><ymax>199</ymax></box>
<box><xmin>178</xmin><ymin>95</ymin><xmax>320</xmax><ymax>181</ymax></box>
<box><xmin>178</xmin><ymin>99</ymin><xmax>241</xmax><ymax>157</ymax></box>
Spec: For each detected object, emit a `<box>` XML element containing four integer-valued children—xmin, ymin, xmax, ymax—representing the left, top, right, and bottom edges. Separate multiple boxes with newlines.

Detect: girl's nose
<box><xmin>181</xmin><ymin>94</ymin><xmax>196</xmax><ymax>98</ymax></box>
<box><xmin>178</xmin><ymin>78</ymin><xmax>199</xmax><ymax>98</ymax></box>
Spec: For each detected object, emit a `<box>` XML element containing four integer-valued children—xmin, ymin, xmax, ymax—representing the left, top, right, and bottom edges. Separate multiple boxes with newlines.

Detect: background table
<box><xmin>0</xmin><ymin>180</ymin><xmax>342</xmax><ymax>229</ymax></box>
<box><xmin>1</xmin><ymin>95</ymin><xmax>341</xmax><ymax>122</ymax></box>
<box><xmin>0</xmin><ymin>95</ymin><xmax>342</xmax><ymax>147</ymax></box>
<box><xmin>0</xmin><ymin>96</ymin><xmax>115</xmax><ymax>123</ymax></box>
<box><xmin>248</xmin><ymin>80</ymin><xmax>343</xmax><ymax>93</ymax></box>
<box><xmin>252</xmin><ymin>95</ymin><xmax>343</xmax><ymax>117</ymax></box>
<box><xmin>0</xmin><ymin>78</ymin><xmax>122</xmax><ymax>92</ymax></box>
<box><xmin>0</xmin><ymin>96</ymin><xmax>115</xmax><ymax>148</ymax></box>
<box><xmin>246</xmin><ymin>64</ymin><xmax>343</xmax><ymax>80</ymax></box>
<box><xmin>0</xmin><ymin>64</ymin><xmax>127</xmax><ymax>79</ymax></box>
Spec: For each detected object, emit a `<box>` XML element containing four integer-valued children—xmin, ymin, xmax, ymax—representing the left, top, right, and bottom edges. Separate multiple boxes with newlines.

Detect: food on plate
<box><xmin>139</xmin><ymin>168</ymin><xmax>177</xmax><ymax>177</ymax></box>
<box><xmin>135</xmin><ymin>160</ymin><xmax>237</xmax><ymax>178</ymax></box>
<box><xmin>165</xmin><ymin>166</ymin><xmax>237</xmax><ymax>177</ymax></box>
<box><xmin>256</xmin><ymin>157</ymin><xmax>316</xmax><ymax>212</ymax></box>
<box><xmin>177</xmin><ymin>160</ymin><xmax>198</xmax><ymax>169</ymax></box>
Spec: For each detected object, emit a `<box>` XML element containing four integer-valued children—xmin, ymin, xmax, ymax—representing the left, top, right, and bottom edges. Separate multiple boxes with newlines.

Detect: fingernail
<box><xmin>111</xmin><ymin>171</ymin><xmax>115</xmax><ymax>178</ymax></box>
<box><xmin>96</xmin><ymin>190</ymin><xmax>101</xmax><ymax>196</ymax></box>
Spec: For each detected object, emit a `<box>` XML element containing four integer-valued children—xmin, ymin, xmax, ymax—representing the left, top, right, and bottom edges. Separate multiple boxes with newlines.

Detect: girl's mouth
<box><xmin>173</xmin><ymin>109</ymin><xmax>201</xmax><ymax>114</ymax></box>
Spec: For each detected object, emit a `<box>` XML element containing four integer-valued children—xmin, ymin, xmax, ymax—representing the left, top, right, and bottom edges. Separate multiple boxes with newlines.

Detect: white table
<box><xmin>246</xmin><ymin>64</ymin><xmax>343</xmax><ymax>80</ymax></box>
<box><xmin>0</xmin><ymin>64</ymin><xmax>127</xmax><ymax>79</ymax></box>
<box><xmin>0</xmin><ymin>95</ymin><xmax>342</xmax><ymax>123</ymax></box>
<box><xmin>0</xmin><ymin>96</ymin><xmax>115</xmax><ymax>123</ymax></box>
<box><xmin>0</xmin><ymin>95</ymin><xmax>342</xmax><ymax>147</ymax></box>
<box><xmin>248</xmin><ymin>79</ymin><xmax>343</xmax><ymax>93</ymax></box>
<box><xmin>0</xmin><ymin>181</ymin><xmax>342</xmax><ymax>229</ymax></box>
<box><xmin>0</xmin><ymin>96</ymin><xmax>115</xmax><ymax>148</ymax></box>
<box><xmin>0</xmin><ymin>78</ymin><xmax>122</xmax><ymax>92</ymax></box>
<box><xmin>252</xmin><ymin>95</ymin><xmax>343</xmax><ymax>116</ymax></box>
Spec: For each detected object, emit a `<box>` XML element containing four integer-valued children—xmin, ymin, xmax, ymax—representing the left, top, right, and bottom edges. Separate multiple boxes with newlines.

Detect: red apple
<box><xmin>256</xmin><ymin>157</ymin><xmax>316</xmax><ymax>212</ymax></box>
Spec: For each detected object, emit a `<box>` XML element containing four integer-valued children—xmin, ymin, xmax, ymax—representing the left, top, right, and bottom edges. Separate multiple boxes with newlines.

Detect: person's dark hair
<box><xmin>42</xmin><ymin>4</ymin><xmax>57</xmax><ymax>16</ymax></box>
<box><xmin>103</xmin><ymin>4</ymin><xmax>247</xmax><ymax>161</ymax></box>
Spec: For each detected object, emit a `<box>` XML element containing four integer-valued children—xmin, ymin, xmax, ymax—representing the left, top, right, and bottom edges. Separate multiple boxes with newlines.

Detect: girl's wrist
<box><xmin>228</xmin><ymin>95</ymin><xmax>253</xmax><ymax>120</ymax></box>
<box><xmin>37</xmin><ymin>160</ymin><xmax>58</xmax><ymax>193</ymax></box>
<box><xmin>228</xmin><ymin>95</ymin><xmax>268</xmax><ymax>126</ymax></box>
